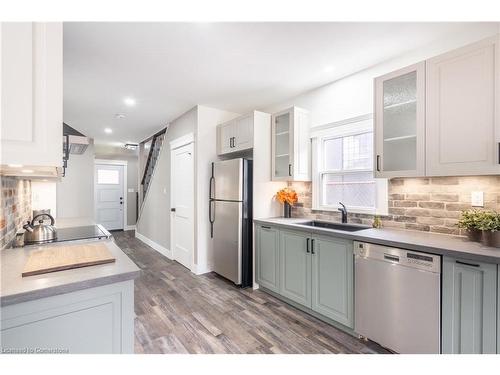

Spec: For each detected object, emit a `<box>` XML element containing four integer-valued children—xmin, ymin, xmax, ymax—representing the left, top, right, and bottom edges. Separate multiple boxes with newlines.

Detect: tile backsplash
<box><xmin>289</xmin><ymin>175</ymin><xmax>500</xmax><ymax>236</ymax></box>
<box><xmin>1</xmin><ymin>177</ymin><xmax>32</xmax><ymax>249</ymax></box>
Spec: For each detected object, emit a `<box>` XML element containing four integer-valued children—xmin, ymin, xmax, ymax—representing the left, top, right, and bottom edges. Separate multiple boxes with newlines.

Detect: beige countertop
<box><xmin>254</xmin><ymin>217</ymin><xmax>500</xmax><ymax>264</ymax></box>
<box><xmin>0</xmin><ymin>238</ymin><xmax>140</xmax><ymax>307</ymax></box>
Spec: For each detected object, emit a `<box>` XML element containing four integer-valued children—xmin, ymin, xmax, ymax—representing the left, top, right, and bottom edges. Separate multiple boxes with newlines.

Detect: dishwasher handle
<box><xmin>384</xmin><ymin>253</ymin><xmax>400</xmax><ymax>262</ymax></box>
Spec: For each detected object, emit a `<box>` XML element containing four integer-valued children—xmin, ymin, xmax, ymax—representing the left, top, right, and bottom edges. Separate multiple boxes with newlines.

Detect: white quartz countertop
<box><xmin>0</xmin><ymin>238</ymin><xmax>140</xmax><ymax>306</ymax></box>
<box><xmin>254</xmin><ymin>217</ymin><xmax>500</xmax><ymax>264</ymax></box>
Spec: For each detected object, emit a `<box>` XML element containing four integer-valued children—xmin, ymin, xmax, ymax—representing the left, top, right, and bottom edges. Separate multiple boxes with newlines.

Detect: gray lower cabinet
<box><xmin>442</xmin><ymin>256</ymin><xmax>497</xmax><ymax>354</ymax></box>
<box><xmin>255</xmin><ymin>224</ymin><xmax>354</xmax><ymax>329</ymax></box>
<box><xmin>311</xmin><ymin>235</ymin><xmax>354</xmax><ymax>328</ymax></box>
<box><xmin>255</xmin><ymin>224</ymin><xmax>280</xmax><ymax>293</ymax></box>
<box><xmin>279</xmin><ymin>230</ymin><xmax>311</xmax><ymax>306</ymax></box>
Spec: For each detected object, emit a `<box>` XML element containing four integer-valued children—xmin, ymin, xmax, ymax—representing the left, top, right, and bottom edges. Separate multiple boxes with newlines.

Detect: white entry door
<box><xmin>170</xmin><ymin>141</ymin><xmax>194</xmax><ymax>270</ymax></box>
<box><xmin>95</xmin><ymin>164</ymin><xmax>124</xmax><ymax>230</ymax></box>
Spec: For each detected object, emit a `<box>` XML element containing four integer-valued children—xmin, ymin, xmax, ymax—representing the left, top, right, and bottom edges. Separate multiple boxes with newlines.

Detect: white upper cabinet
<box><xmin>374</xmin><ymin>35</ymin><xmax>500</xmax><ymax>178</ymax></box>
<box><xmin>0</xmin><ymin>22</ymin><xmax>63</xmax><ymax>170</ymax></box>
<box><xmin>217</xmin><ymin>113</ymin><xmax>254</xmax><ymax>155</ymax></box>
<box><xmin>271</xmin><ymin>106</ymin><xmax>310</xmax><ymax>181</ymax></box>
<box><xmin>426</xmin><ymin>35</ymin><xmax>500</xmax><ymax>176</ymax></box>
<box><xmin>374</xmin><ymin>62</ymin><xmax>426</xmax><ymax>178</ymax></box>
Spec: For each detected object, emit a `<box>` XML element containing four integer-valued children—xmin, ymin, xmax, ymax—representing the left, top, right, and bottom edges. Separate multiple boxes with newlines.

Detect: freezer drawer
<box><xmin>213</xmin><ymin>200</ymin><xmax>242</xmax><ymax>284</ymax></box>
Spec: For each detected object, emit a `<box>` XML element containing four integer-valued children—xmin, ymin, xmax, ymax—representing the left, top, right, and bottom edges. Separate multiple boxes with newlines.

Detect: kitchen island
<box><xmin>0</xmin><ymin>237</ymin><xmax>140</xmax><ymax>354</ymax></box>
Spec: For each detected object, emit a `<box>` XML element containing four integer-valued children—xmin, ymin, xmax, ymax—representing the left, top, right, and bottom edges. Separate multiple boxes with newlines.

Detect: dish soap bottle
<box><xmin>372</xmin><ymin>215</ymin><xmax>382</xmax><ymax>229</ymax></box>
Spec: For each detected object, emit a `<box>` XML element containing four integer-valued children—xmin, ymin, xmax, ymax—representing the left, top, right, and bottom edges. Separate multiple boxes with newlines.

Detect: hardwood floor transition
<box><xmin>113</xmin><ymin>230</ymin><xmax>390</xmax><ymax>354</ymax></box>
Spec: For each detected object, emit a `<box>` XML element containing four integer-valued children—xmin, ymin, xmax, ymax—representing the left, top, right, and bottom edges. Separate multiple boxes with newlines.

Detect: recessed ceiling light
<box><xmin>104</xmin><ymin>128</ymin><xmax>113</xmax><ymax>134</ymax></box>
<box><xmin>124</xmin><ymin>97</ymin><xmax>136</xmax><ymax>107</ymax></box>
<box><xmin>21</xmin><ymin>169</ymin><xmax>34</xmax><ymax>173</ymax></box>
<box><xmin>323</xmin><ymin>66</ymin><xmax>335</xmax><ymax>73</ymax></box>
<box><xmin>114</xmin><ymin>113</ymin><xmax>126</xmax><ymax>119</ymax></box>
<box><xmin>8</xmin><ymin>164</ymin><xmax>23</xmax><ymax>168</ymax></box>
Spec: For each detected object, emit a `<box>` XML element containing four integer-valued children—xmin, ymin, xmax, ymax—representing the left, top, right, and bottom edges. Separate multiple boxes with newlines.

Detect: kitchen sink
<box><xmin>298</xmin><ymin>220</ymin><xmax>370</xmax><ymax>232</ymax></box>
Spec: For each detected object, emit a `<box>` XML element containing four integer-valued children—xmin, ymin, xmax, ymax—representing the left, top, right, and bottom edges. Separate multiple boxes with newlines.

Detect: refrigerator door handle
<box><xmin>209</xmin><ymin>199</ymin><xmax>215</xmax><ymax>238</ymax></box>
<box><xmin>209</xmin><ymin>176</ymin><xmax>215</xmax><ymax>200</ymax></box>
<box><xmin>209</xmin><ymin>163</ymin><xmax>215</xmax><ymax>199</ymax></box>
<box><xmin>209</xmin><ymin>162</ymin><xmax>215</xmax><ymax>238</ymax></box>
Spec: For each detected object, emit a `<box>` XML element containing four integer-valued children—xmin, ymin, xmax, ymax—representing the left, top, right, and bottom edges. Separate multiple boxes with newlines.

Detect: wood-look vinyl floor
<box><xmin>113</xmin><ymin>230</ymin><xmax>390</xmax><ymax>354</ymax></box>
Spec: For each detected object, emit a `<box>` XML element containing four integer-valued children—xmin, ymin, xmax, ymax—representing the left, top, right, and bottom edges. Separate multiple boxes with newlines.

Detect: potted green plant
<box><xmin>457</xmin><ymin>209</ymin><xmax>484</xmax><ymax>242</ymax></box>
<box><xmin>478</xmin><ymin>211</ymin><xmax>500</xmax><ymax>248</ymax></box>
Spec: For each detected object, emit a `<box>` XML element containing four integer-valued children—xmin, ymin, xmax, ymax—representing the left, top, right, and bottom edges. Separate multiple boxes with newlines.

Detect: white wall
<box><xmin>264</xmin><ymin>24</ymin><xmax>499</xmax><ymax>127</ymax></box>
<box><xmin>135</xmin><ymin>105</ymin><xmax>241</xmax><ymax>275</ymax></box>
<box><xmin>31</xmin><ymin>180</ymin><xmax>57</xmax><ymax>218</ymax></box>
<box><xmin>136</xmin><ymin>106</ymin><xmax>198</xmax><ymax>252</ymax></box>
<box><xmin>195</xmin><ymin>105</ymin><xmax>240</xmax><ymax>273</ymax></box>
<box><xmin>56</xmin><ymin>143</ymin><xmax>95</xmax><ymax>220</ymax></box>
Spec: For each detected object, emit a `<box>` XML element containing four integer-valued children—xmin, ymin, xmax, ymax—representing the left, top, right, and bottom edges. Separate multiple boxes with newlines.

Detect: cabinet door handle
<box><xmin>306</xmin><ymin>238</ymin><xmax>310</xmax><ymax>253</ymax></box>
<box><xmin>229</xmin><ymin>137</ymin><xmax>232</xmax><ymax>148</ymax></box>
<box><xmin>261</xmin><ymin>225</ymin><xmax>271</xmax><ymax>230</ymax></box>
<box><xmin>233</xmin><ymin>137</ymin><xmax>236</xmax><ymax>148</ymax></box>
<box><xmin>311</xmin><ymin>239</ymin><xmax>315</xmax><ymax>255</ymax></box>
<box><xmin>288</xmin><ymin>164</ymin><xmax>292</xmax><ymax>177</ymax></box>
<box><xmin>498</xmin><ymin>143</ymin><xmax>500</xmax><ymax>164</ymax></box>
<box><xmin>456</xmin><ymin>260</ymin><xmax>480</xmax><ymax>268</ymax></box>
<box><xmin>376</xmin><ymin>155</ymin><xmax>381</xmax><ymax>172</ymax></box>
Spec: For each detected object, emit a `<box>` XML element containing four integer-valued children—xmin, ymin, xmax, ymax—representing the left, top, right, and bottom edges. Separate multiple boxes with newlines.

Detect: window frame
<box><xmin>311</xmin><ymin>114</ymin><xmax>388</xmax><ymax>215</ymax></box>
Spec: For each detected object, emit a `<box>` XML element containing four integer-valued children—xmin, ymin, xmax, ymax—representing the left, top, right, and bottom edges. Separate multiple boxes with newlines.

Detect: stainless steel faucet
<box><xmin>338</xmin><ymin>202</ymin><xmax>348</xmax><ymax>223</ymax></box>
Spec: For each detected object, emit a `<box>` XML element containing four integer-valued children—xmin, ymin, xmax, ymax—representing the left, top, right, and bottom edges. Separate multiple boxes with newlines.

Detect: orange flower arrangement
<box><xmin>275</xmin><ymin>187</ymin><xmax>298</xmax><ymax>206</ymax></box>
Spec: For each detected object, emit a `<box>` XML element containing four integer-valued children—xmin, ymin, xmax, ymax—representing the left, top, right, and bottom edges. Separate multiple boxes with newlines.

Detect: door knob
<box><xmin>171</xmin><ymin>208</ymin><xmax>176</xmax><ymax>212</ymax></box>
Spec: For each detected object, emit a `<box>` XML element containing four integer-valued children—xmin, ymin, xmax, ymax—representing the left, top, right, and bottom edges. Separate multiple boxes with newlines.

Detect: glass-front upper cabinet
<box><xmin>374</xmin><ymin>62</ymin><xmax>425</xmax><ymax>178</ymax></box>
<box><xmin>271</xmin><ymin>107</ymin><xmax>310</xmax><ymax>181</ymax></box>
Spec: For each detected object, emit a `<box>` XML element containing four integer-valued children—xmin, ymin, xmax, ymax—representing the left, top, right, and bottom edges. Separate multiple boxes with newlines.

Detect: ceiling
<box><xmin>64</xmin><ymin>22</ymin><xmax>493</xmax><ymax>145</ymax></box>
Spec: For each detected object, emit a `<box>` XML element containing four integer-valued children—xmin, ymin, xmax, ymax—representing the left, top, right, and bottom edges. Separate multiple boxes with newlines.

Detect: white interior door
<box><xmin>171</xmin><ymin>142</ymin><xmax>194</xmax><ymax>269</ymax></box>
<box><xmin>95</xmin><ymin>164</ymin><xmax>124</xmax><ymax>230</ymax></box>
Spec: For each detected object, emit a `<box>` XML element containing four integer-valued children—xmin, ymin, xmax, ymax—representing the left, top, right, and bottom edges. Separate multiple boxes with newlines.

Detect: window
<box><xmin>97</xmin><ymin>169</ymin><xmax>120</xmax><ymax>185</ymax></box>
<box><xmin>312</xmin><ymin>116</ymin><xmax>387</xmax><ymax>214</ymax></box>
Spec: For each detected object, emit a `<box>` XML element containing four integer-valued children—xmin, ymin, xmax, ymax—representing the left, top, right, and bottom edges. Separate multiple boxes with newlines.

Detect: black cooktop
<box><xmin>54</xmin><ymin>225</ymin><xmax>109</xmax><ymax>243</ymax></box>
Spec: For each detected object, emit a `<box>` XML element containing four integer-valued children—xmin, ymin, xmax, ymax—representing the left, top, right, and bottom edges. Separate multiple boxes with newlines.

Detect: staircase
<box><xmin>140</xmin><ymin>127</ymin><xmax>167</xmax><ymax>207</ymax></box>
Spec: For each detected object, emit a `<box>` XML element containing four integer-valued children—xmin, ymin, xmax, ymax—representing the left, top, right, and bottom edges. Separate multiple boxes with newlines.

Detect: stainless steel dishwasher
<box><xmin>354</xmin><ymin>241</ymin><xmax>441</xmax><ymax>354</ymax></box>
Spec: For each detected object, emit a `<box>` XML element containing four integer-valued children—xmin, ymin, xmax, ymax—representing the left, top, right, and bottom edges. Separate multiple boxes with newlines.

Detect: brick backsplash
<box><xmin>1</xmin><ymin>177</ymin><xmax>32</xmax><ymax>249</ymax></box>
<box><xmin>288</xmin><ymin>175</ymin><xmax>500</xmax><ymax>236</ymax></box>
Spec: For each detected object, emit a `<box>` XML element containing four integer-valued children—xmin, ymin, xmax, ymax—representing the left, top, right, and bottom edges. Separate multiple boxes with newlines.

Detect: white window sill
<box><xmin>312</xmin><ymin>205</ymin><xmax>388</xmax><ymax>216</ymax></box>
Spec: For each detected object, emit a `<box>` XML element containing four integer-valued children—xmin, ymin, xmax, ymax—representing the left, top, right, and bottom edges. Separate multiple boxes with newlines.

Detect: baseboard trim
<box><xmin>135</xmin><ymin>231</ymin><xmax>172</xmax><ymax>259</ymax></box>
<box><xmin>124</xmin><ymin>225</ymin><xmax>136</xmax><ymax>231</ymax></box>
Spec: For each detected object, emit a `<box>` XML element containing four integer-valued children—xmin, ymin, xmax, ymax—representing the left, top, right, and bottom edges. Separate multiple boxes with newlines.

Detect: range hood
<box><xmin>66</xmin><ymin>135</ymin><xmax>90</xmax><ymax>155</ymax></box>
<box><xmin>63</xmin><ymin>123</ymin><xmax>90</xmax><ymax>155</ymax></box>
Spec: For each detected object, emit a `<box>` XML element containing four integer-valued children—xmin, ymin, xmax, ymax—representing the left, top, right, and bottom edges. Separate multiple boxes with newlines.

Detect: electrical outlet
<box><xmin>471</xmin><ymin>191</ymin><xmax>484</xmax><ymax>207</ymax></box>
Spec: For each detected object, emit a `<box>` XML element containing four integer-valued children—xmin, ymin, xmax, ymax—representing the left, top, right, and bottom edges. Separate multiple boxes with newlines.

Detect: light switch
<box><xmin>128</xmin><ymin>188</ymin><xmax>135</xmax><ymax>193</ymax></box>
<box><xmin>471</xmin><ymin>191</ymin><xmax>484</xmax><ymax>207</ymax></box>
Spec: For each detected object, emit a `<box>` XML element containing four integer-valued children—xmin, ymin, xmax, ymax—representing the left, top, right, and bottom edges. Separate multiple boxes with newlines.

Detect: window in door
<box><xmin>97</xmin><ymin>169</ymin><xmax>120</xmax><ymax>184</ymax></box>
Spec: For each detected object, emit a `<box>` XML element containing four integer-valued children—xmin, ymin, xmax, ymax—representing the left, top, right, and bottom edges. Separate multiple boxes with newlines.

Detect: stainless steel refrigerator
<box><xmin>209</xmin><ymin>158</ymin><xmax>252</xmax><ymax>287</ymax></box>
